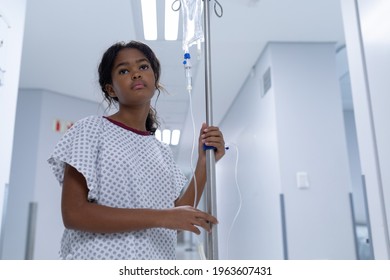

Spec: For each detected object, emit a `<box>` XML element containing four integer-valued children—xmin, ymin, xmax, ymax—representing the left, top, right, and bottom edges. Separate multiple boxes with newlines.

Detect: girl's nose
<box><xmin>132</xmin><ymin>72</ymin><xmax>141</xmax><ymax>80</ymax></box>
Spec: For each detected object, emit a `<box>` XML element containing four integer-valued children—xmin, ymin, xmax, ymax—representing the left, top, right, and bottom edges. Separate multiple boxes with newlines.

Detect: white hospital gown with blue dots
<box><xmin>48</xmin><ymin>115</ymin><xmax>187</xmax><ymax>259</ymax></box>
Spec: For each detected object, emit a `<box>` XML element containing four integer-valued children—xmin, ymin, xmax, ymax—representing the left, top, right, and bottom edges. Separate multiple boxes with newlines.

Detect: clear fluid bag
<box><xmin>180</xmin><ymin>0</ymin><xmax>204</xmax><ymax>52</ymax></box>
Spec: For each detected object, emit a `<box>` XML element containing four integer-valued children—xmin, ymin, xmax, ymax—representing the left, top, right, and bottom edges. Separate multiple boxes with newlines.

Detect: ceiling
<box><xmin>19</xmin><ymin>0</ymin><xmax>347</xmax><ymax>171</ymax></box>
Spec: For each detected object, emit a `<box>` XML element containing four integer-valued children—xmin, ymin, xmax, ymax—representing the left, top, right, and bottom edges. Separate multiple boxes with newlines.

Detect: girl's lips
<box><xmin>132</xmin><ymin>82</ymin><xmax>145</xmax><ymax>90</ymax></box>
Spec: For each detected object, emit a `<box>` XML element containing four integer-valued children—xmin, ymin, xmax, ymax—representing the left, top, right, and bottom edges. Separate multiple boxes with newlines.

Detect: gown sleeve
<box><xmin>48</xmin><ymin>116</ymin><xmax>101</xmax><ymax>202</ymax></box>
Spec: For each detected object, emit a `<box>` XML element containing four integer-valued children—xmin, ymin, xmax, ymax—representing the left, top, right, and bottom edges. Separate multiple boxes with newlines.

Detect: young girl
<box><xmin>48</xmin><ymin>41</ymin><xmax>225</xmax><ymax>260</ymax></box>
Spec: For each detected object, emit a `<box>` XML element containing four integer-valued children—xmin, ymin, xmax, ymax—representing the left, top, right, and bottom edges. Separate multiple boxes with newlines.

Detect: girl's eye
<box><xmin>119</xmin><ymin>69</ymin><xmax>129</xmax><ymax>75</ymax></box>
<box><xmin>140</xmin><ymin>64</ymin><xmax>150</xmax><ymax>70</ymax></box>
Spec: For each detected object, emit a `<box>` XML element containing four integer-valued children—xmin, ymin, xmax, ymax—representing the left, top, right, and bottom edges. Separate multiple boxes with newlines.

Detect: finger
<box><xmin>196</xmin><ymin>211</ymin><xmax>218</xmax><ymax>225</ymax></box>
<box><xmin>202</xmin><ymin>129</ymin><xmax>223</xmax><ymax>139</ymax></box>
<box><xmin>194</xmin><ymin>219</ymin><xmax>212</xmax><ymax>233</ymax></box>
<box><xmin>188</xmin><ymin>225</ymin><xmax>201</xmax><ymax>235</ymax></box>
<box><xmin>202</xmin><ymin>127</ymin><xmax>222</xmax><ymax>137</ymax></box>
<box><xmin>199</xmin><ymin>123</ymin><xmax>208</xmax><ymax>137</ymax></box>
<box><xmin>203</xmin><ymin>138</ymin><xmax>225</xmax><ymax>151</ymax></box>
<box><xmin>189</xmin><ymin>214</ymin><xmax>215</xmax><ymax>232</ymax></box>
<box><xmin>201</xmin><ymin>125</ymin><xmax>222</xmax><ymax>137</ymax></box>
<box><xmin>202</xmin><ymin>133</ymin><xmax>224</xmax><ymax>144</ymax></box>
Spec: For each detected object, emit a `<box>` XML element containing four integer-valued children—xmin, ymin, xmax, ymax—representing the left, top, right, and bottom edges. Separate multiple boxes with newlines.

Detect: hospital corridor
<box><xmin>0</xmin><ymin>0</ymin><xmax>389</xmax><ymax>261</ymax></box>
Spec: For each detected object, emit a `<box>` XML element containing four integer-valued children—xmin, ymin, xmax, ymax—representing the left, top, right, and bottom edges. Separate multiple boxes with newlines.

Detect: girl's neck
<box><xmin>109</xmin><ymin>108</ymin><xmax>149</xmax><ymax>132</ymax></box>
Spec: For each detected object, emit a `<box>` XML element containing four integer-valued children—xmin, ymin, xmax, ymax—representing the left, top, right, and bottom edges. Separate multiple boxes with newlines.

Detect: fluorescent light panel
<box><xmin>155</xmin><ymin>129</ymin><xmax>162</xmax><ymax>141</ymax></box>
<box><xmin>171</xmin><ymin>129</ymin><xmax>180</xmax><ymax>145</ymax></box>
<box><xmin>140</xmin><ymin>0</ymin><xmax>179</xmax><ymax>41</ymax></box>
<box><xmin>155</xmin><ymin>129</ymin><xmax>181</xmax><ymax>145</ymax></box>
<box><xmin>141</xmin><ymin>0</ymin><xmax>157</xmax><ymax>40</ymax></box>
<box><xmin>164</xmin><ymin>0</ymin><xmax>179</xmax><ymax>40</ymax></box>
<box><xmin>162</xmin><ymin>129</ymin><xmax>171</xmax><ymax>145</ymax></box>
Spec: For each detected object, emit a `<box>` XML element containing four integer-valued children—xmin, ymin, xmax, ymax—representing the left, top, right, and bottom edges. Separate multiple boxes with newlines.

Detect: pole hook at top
<box><xmin>213</xmin><ymin>0</ymin><xmax>223</xmax><ymax>17</ymax></box>
<box><xmin>172</xmin><ymin>0</ymin><xmax>181</xmax><ymax>12</ymax></box>
<box><xmin>172</xmin><ymin>0</ymin><xmax>223</xmax><ymax>17</ymax></box>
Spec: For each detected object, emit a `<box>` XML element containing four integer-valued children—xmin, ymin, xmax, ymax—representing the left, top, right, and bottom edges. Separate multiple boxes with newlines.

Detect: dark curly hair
<box><xmin>98</xmin><ymin>41</ymin><xmax>161</xmax><ymax>133</ymax></box>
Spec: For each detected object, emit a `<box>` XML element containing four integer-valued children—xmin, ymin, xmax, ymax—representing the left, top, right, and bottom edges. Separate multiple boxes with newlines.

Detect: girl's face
<box><xmin>106</xmin><ymin>48</ymin><xmax>156</xmax><ymax>108</ymax></box>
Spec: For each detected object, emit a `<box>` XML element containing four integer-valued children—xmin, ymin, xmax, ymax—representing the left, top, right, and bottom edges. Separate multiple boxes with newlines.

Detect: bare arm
<box><xmin>175</xmin><ymin>158</ymin><xmax>207</xmax><ymax>207</ymax></box>
<box><xmin>175</xmin><ymin>123</ymin><xmax>225</xmax><ymax>207</ymax></box>
<box><xmin>61</xmin><ymin>164</ymin><xmax>217</xmax><ymax>235</ymax></box>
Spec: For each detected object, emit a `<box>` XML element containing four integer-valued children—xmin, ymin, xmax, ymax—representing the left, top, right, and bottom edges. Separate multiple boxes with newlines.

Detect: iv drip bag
<box><xmin>180</xmin><ymin>0</ymin><xmax>204</xmax><ymax>51</ymax></box>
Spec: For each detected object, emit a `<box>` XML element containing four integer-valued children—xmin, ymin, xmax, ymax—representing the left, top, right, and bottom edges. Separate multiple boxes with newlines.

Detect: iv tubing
<box><xmin>188</xmin><ymin>87</ymin><xmax>207</xmax><ymax>260</ymax></box>
<box><xmin>226</xmin><ymin>144</ymin><xmax>242</xmax><ymax>259</ymax></box>
<box><xmin>187</xmin><ymin>86</ymin><xmax>198</xmax><ymax>208</ymax></box>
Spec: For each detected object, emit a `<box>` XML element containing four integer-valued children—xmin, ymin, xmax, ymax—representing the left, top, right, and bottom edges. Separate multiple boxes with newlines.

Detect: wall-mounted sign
<box><xmin>53</xmin><ymin>119</ymin><xmax>74</xmax><ymax>133</ymax></box>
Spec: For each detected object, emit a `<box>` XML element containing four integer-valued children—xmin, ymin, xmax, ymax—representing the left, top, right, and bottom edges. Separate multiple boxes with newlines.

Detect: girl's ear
<box><xmin>105</xmin><ymin>84</ymin><xmax>116</xmax><ymax>98</ymax></box>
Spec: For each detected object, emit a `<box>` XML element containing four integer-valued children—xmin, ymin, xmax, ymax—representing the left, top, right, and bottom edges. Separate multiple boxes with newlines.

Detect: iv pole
<box><xmin>177</xmin><ymin>0</ymin><xmax>222</xmax><ymax>259</ymax></box>
<box><xmin>203</xmin><ymin>0</ymin><xmax>218</xmax><ymax>260</ymax></box>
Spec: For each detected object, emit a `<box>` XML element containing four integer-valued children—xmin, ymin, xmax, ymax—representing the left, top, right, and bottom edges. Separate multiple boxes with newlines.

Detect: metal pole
<box><xmin>203</xmin><ymin>0</ymin><xmax>218</xmax><ymax>260</ymax></box>
<box><xmin>25</xmin><ymin>202</ymin><xmax>38</xmax><ymax>260</ymax></box>
<box><xmin>0</xmin><ymin>183</ymin><xmax>9</xmax><ymax>258</ymax></box>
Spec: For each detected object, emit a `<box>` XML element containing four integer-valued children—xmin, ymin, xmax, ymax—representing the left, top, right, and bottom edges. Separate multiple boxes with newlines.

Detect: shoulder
<box><xmin>70</xmin><ymin>115</ymin><xmax>104</xmax><ymax>131</ymax></box>
<box><xmin>74</xmin><ymin>115</ymin><xmax>104</xmax><ymax>126</ymax></box>
<box><xmin>63</xmin><ymin>116</ymin><xmax>105</xmax><ymax>140</ymax></box>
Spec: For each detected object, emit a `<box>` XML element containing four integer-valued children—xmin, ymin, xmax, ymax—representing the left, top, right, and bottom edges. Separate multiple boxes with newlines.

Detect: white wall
<box><xmin>1</xmin><ymin>90</ymin><xmax>41</xmax><ymax>259</ymax></box>
<box><xmin>217</xmin><ymin>55</ymin><xmax>284</xmax><ymax>259</ymax></box>
<box><xmin>217</xmin><ymin>42</ymin><xmax>356</xmax><ymax>259</ymax></box>
<box><xmin>2</xmin><ymin>89</ymin><xmax>103</xmax><ymax>259</ymax></box>
<box><xmin>272</xmin><ymin>43</ymin><xmax>355</xmax><ymax>259</ymax></box>
<box><xmin>341</xmin><ymin>0</ymin><xmax>390</xmax><ymax>259</ymax></box>
<box><xmin>0</xmin><ymin>0</ymin><xmax>26</xmax><ymax>252</ymax></box>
